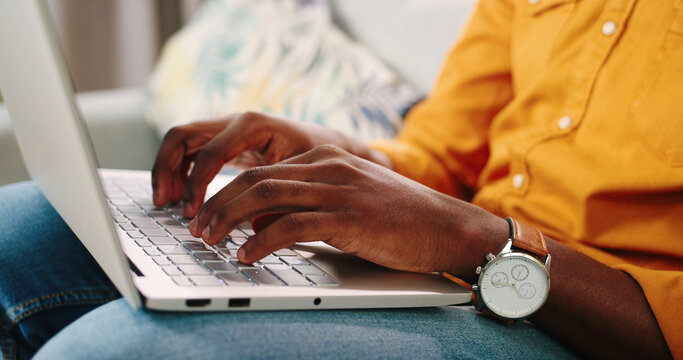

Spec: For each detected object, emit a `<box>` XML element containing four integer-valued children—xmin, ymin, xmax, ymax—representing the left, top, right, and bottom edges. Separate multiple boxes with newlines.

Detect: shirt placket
<box><xmin>509</xmin><ymin>0</ymin><xmax>638</xmax><ymax>196</ymax></box>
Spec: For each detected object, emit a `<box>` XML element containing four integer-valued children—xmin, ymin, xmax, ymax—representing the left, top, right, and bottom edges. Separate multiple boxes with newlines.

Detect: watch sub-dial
<box><xmin>511</xmin><ymin>264</ymin><xmax>529</xmax><ymax>281</ymax></box>
<box><xmin>519</xmin><ymin>283</ymin><xmax>536</xmax><ymax>299</ymax></box>
<box><xmin>491</xmin><ymin>272</ymin><xmax>509</xmax><ymax>288</ymax></box>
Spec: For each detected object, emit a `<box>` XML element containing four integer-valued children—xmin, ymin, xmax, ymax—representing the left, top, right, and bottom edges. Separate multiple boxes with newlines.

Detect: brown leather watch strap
<box><xmin>508</xmin><ymin>218</ymin><xmax>548</xmax><ymax>258</ymax></box>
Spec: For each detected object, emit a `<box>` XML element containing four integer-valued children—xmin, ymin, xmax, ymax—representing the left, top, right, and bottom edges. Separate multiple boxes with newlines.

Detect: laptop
<box><xmin>0</xmin><ymin>0</ymin><xmax>471</xmax><ymax>311</ymax></box>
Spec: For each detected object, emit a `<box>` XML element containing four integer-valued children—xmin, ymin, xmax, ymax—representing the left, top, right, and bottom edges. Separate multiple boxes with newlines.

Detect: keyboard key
<box><xmin>268</xmin><ymin>268</ymin><xmax>312</xmax><ymax>286</ymax></box>
<box><xmin>134</xmin><ymin>239</ymin><xmax>152</xmax><ymax>247</ymax></box>
<box><xmin>195</xmin><ymin>253</ymin><xmax>223</xmax><ymax>262</ymax></box>
<box><xmin>144</xmin><ymin>247</ymin><xmax>162</xmax><ymax>256</ymax></box>
<box><xmin>259</xmin><ymin>255</ymin><xmax>283</xmax><ymax>264</ymax></box>
<box><xmin>157</xmin><ymin>218</ymin><xmax>183</xmax><ymax>227</ymax></box>
<box><xmin>239</xmin><ymin>228</ymin><xmax>255</xmax><ymax>236</ymax></box>
<box><xmin>158</xmin><ymin>245</ymin><xmax>189</xmax><ymax>255</ymax></box>
<box><xmin>152</xmin><ymin>256</ymin><xmax>172</xmax><ymax>266</ymax></box>
<box><xmin>111</xmin><ymin>198</ymin><xmax>136</xmax><ymax>206</ymax></box>
<box><xmin>307</xmin><ymin>275</ymin><xmax>341</xmax><ymax>287</ymax></box>
<box><xmin>184</xmin><ymin>243</ymin><xmax>212</xmax><ymax>252</ymax></box>
<box><xmin>216</xmin><ymin>242</ymin><xmax>239</xmax><ymax>250</ymax></box>
<box><xmin>166</xmin><ymin>227</ymin><xmax>191</xmax><ymax>235</ymax></box>
<box><xmin>141</xmin><ymin>228</ymin><xmax>168</xmax><ymax>237</ymax></box>
<box><xmin>166</xmin><ymin>204</ymin><xmax>183</xmax><ymax>216</ymax></box>
<box><xmin>138</xmin><ymin>202</ymin><xmax>162</xmax><ymax>210</ymax></box>
<box><xmin>206</xmin><ymin>262</ymin><xmax>238</xmax><ymax>273</ymax></box>
<box><xmin>229</xmin><ymin>229</ymin><xmax>248</xmax><ymax>239</ymax></box>
<box><xmin>229</xmin><ymin>240</ymin><xmax>247</xmax><ymax>248</ymax></box>
<box><xmin>157</xmin><ymin>215</ymin><xmax>179</xmax><ymax>223</ymax></box>
<box><xmin>229</xmin><ymin>238</ymin><xmax>247</xmax><ymax>246</ymax></box>
<box><xmin>179</xmin><ymin>264</ymin><xmax>210</xmax><ymax>275</ymax></box>
<box><xmin>132</xmin><ymin>220</ymin><xmax>160</xmax><ymax>228</ymax></box>
<box><xmin>175</xmin><ymin>217</ymin><xmax>191</xmax><ymax>226</ymax></box>
<box><xmin>173</xmin><ymin>276</ymin><xmax>194</xmax><ymax>286</ymax></box>
<box><xmin>217</xmin><ymin>272</ymin><xmax>254</xmax><ymax>286</ymax></box>
<box><xmin>146</xmin><ymin>210</ymin><xmax>167</xmax><ymax>217</ymax></box>
<box><xmin>281</xmin><ymin>257</ymin><xmax>310</xmax><ymax>266</ymax></box>
<box><xmin>190</xmin><ymin>275</ymin><xmax>224</xmax><ymax>286</ymax></box>
<box><xmin>264</xmin><ymin>264</ymin><xmax>289</xmax><ymax>271</ymax></box>
<box><xmin>293</xmin><ymin>265</ymin><xmax>324</xmax><ymax>276</ymax></box>
<box><xmin>242</xmin><ymin>269</ymin><xmax>285</xmax><ymax>286</ymax></box>
<box><xmin>168</xmin><ymin>255</ymin><xmax>199</xmax><ymax>265</ymax></box>
<box><xmin>162</xmin><ymin>265</ymin><xmax>183</xmax><ymax>276</ymax></box>
<box><xmin>148</xmin><ymin>236</ymin><xmax>178</xmax><ymax>245</ymax></box>
<box><xmin>119</xmin><ymin>223</ymin><xmax>136</xmax><ymax>231</ymax></box>
<box><xmin>126</xmin><ymin>230</ymin><xmax>145</xmax><ymax>239</ymax></box>
<box><xmin>237</xmin><ymin>221</ymin><xmax>253</xmax><ymax>230</ymax></box>
<box><xmin>119</xmin><ymin>206</ymin><xmax>144</xmax><ymax>214</ymax></box>
<box><xmin>175</xmin><ymin>235</ymin><xmax>201</xmax><ymax>242</ymax></box>
<box><xmin>219</xmin><ymin>249</ymin><xmax>239</xmax><ymax>258</ymax></box>
<box><xmin>113</xmin><ymin>216</ymin><xmax>129</xmax><ymax>223</ymax></box>
<box><xmin>273</xmin><ymin>248</ymin><xmax>298</xmax><ymax>256</ymax></box>
<box><xmin>126</xmin><ymin>215</ymin><xmax>152</xmax><ymax>222</ymax></box>
<box><xmin>229</xmin><ymin>260</ymin><xmax>258</xmax><ymax>269</ymax></box>
<box><xmin>126</xmin><ymin>191</ymin><xmax>148</xmax><ymax>198</ymax></box>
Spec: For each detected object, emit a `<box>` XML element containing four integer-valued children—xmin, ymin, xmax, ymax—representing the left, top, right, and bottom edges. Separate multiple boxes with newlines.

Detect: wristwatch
<box><xmin>472</xmin><ymin>217</ymin><xmax>551</xmax><ymax>322</ymax></box>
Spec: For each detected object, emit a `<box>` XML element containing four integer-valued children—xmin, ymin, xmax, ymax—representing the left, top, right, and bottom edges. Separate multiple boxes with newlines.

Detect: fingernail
<box><xmin>201</xmin><ymin>225</ymin><xmax>211</xmax><ymax>241</ymax></box>
<box><xmin>184</xmin><ymin>203</ymin><xmax>194</xmax><ymax>217</ymax></box>
<box><xmin>189</xmin><ymin>218</ymin><xmax>198</xmax><ymax>234</ymax></box>
<box><xmin>237</xmin><ymin>247</ymin><xmax>246</xmax><ymax>261</ymax></box>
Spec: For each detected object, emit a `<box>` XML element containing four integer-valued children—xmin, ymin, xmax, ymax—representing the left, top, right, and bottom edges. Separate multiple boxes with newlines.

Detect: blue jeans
<box><xmin>0</xmin><ymin>182</ymin><xmax>579</xmax><ymax>359</ymax></box>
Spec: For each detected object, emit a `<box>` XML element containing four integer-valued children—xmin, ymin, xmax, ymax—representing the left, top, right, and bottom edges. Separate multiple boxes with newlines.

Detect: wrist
<box><xmin>443</xmin><ymin>206</ymin><xmax>509</xmax><ymax>283</ymax></box>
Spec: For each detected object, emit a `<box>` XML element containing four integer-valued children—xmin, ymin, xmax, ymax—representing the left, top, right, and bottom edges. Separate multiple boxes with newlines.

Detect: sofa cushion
<box><xmin>331</xmin><ymin>0</ymin><xmax>476</xmax><ymax>93</ymax></box>
<box><xmin>146</xmin><ymin>0</ymin><xmax>423</xmax><ymax>143</ymax></box>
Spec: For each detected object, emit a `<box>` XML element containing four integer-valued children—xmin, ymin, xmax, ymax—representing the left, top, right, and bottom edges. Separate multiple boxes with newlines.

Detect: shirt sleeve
<box><xmin>613</xmin><ymin>265</ymin><xmax>683</xmax><ymax>358</ymax></box>
<box><xmin>370</xmin><ymin>0</ymin><xmax>514</xmax><ymax>198</ymax></box>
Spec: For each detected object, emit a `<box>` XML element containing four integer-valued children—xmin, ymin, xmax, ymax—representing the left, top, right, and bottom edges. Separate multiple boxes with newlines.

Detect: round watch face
<box><xmin>479</xmin><ymin>253</ymin><xmax>549</xmax><ymax>319</ymax></box>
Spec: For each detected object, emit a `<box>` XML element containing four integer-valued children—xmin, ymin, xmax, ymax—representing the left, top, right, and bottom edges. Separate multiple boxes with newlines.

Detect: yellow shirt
<box><xmin>371</xmin><ymin>0</ymin><xmax>683</xmax><ymax>356</ymax></box>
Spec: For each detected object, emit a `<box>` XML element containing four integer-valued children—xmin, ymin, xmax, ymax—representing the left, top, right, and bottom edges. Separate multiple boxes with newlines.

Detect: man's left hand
<box><xmin>188</xmin><ymin>144</ymin><xmax>507</xmax><ymax>275</ymax></box>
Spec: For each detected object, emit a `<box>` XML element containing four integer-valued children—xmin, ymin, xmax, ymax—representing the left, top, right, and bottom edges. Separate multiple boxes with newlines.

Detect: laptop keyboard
<box><xmin>102</xmin><ymin>176</ymin><xmax>340</xmax><ymax>288</ymax></box>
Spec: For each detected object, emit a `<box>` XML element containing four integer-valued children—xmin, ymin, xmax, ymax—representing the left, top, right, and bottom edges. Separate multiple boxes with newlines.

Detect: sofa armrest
<box><xmin>0</xmin><ymin>87</ymin><xmax>160</xmax><ymax>186</ymax></box>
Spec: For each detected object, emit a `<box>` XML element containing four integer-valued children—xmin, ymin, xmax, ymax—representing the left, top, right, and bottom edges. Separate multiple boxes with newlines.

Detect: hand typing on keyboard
<box><xmin>150</xmin><ymin>112</ymin><xmax>388</xmax><ymax>219</ymax></box>
<box><xmin>149</xmin><ymin>112</ymin><xmax>508</xmax><ymax>277</ymax></box>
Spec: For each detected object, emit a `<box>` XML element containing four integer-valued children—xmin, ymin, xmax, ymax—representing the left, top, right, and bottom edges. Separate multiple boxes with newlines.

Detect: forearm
<box><xmin>448</xmin><ymin>212</ymin><xmax>671</xmax><ymax>359</ymax></box>
<box><xmin>531</xmin><ymin>239</ymin><xmax>671</xmax><ymax>359</ymax></box>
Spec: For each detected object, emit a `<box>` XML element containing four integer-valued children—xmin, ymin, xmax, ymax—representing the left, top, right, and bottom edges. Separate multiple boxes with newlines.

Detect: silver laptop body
<box><xmin>0</xmin><ymin>0</ymin><xmax>470</xmax><ymax>311</ymax></box>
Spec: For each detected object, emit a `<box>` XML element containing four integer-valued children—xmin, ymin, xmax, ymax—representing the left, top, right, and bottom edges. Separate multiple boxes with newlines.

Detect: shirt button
<box><xmin>602</xmin><ymin>21</ymin><xmax>617</xmax><ymax>36</ymax></box>
<box><xmin>557</xmin><ymin>116</ymin><xmax>573</xmax><ymax>130</ymax></box>
<box><xmin>513</xmin><ymin>174</ymin><xmax>525</xmax><ymax>189</ymax></box>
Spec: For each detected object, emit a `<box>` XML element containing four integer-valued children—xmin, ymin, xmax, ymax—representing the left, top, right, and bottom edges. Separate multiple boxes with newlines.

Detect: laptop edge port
<box><xmin>228</xmin><ymin>298</ymin><xmax>251</xmax><ymax>308</ymax></box>
<box><xmin>186</xmin><ymin>299</ymin><xmax>211</xmax><ymax>308</ymax></box>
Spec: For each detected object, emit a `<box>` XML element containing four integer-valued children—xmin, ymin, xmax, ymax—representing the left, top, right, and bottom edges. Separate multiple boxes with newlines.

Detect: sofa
<box><xmin>0</xmin><ymin>0</ymin><xmax>475</xmax><ymax>187</ymax></box>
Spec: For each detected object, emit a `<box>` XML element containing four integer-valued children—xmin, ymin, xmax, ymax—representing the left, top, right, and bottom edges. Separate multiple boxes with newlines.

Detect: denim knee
<box><xmin>0</xmin><ymin>182</ymin><xmax>119</xmax><ymax>359</ymax></box>
<box><xmin>0</xmin><ymin>181</ymin><xmax>117</xmax><ymax>301</ymax></box>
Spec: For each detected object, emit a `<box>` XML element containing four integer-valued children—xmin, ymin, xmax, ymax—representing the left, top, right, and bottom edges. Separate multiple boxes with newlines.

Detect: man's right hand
<box><xmin>151</xmin><ymin>112</ymin><xmax>386</xmax><ymax>218</ymax></box>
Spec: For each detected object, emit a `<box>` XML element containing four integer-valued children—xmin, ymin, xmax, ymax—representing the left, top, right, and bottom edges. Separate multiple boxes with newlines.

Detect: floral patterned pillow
<box><xmin>146</xmin><ymin>0</ymin><xmax>423</xmax><ymax>142</ymax></box>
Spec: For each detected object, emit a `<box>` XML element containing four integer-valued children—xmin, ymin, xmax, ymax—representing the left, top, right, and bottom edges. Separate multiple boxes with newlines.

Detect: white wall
<box><xmin>45</xmin><ymin>0</ymin><xmax>202</xmax><ymax>91</ymax></box>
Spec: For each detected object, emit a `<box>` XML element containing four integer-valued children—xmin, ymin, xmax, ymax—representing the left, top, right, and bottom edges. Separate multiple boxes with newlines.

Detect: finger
<box><xmin>199</xmin><ymin>180</ymin><xmax>333</xmax><ymax>245</ymax></box>
<box><xmin>238</xmin><ymin>212</ymin><xmax>335</xmax><ymax>263</ymax></box>
<box><xmin>251</xmin><ymin>212</ymin><xmax>286</xmax><ymax>233</ymax></box>
<box><xmin>151</xmin><ymin>121</ymin><xmax>227</xmax><ymax>206</ymax></box>
<box><xmin>189</xmin><ymin>164</ymin><xmax>319</xmax><ymax>236</ymax></box>
<box><xmin>170</xmin><ymin>154</ymin><xmax>195</xmax><ymax>204</ymax></box>
<box><xmin>182</xmin><ymin>123</ymin><xmax>272</xmax><ymax>217</ymax></box>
